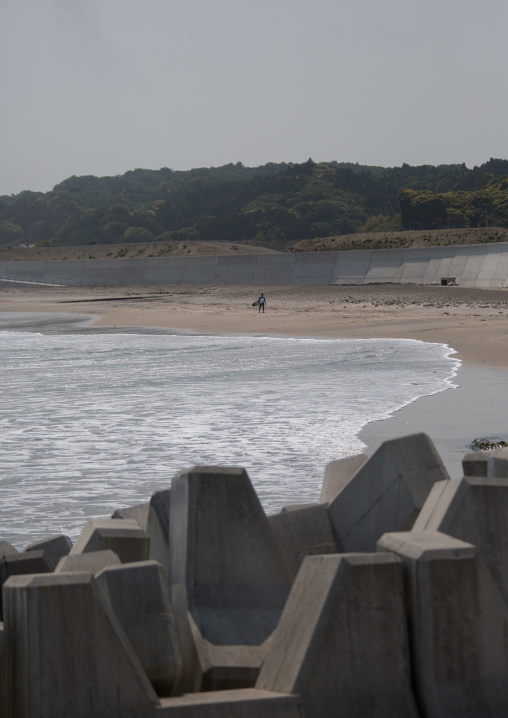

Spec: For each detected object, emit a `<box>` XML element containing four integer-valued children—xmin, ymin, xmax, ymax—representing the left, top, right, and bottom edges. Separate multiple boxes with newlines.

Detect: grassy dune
<box><xmin>1</xmin><ymin>227</ymin><xmax>508</xmax><ymax>262</ymax></box>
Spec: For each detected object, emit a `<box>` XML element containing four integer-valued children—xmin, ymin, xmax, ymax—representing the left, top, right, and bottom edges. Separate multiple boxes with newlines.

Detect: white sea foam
<box><xmin>0</xmin><ymin>331</ymin><xmax>459</xmax><ymax>548</ymax></box>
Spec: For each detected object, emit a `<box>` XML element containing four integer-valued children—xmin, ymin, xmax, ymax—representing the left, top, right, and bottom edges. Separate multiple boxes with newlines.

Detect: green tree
<box><xmin>361</xmin><ymin>214</ymin><xmax>390</xmax><ymax>232</ymax></box>
<box><xmin>444</xmin><ymin>208</ymin><xmax>467</xmax><ymax>228</ymax></box>
<box><xmin>398</xmin><ymin>189</ymin><xmax>447</xmax><ymax>229</ymax></box>
<box><xmin>123</xmin><ymin>227</ymin><xmax>155</xmax><ymax>243</ymax></box>
<box><xmin>27</xmin><ymin>221</ymin><xmax>55</xmax><ymax>244</ymax></box>
<box><xmin>101</xmin><ymin>221</ymin><xmax>129</xmax><ymax>243</ymax></box>
<box><xmin>0</xmin><ymin>220</ymin><xmax>23</xmax><ymax>245</ymax></box>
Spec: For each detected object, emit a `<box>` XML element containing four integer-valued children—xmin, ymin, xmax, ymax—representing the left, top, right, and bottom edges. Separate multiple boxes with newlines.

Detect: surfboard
<box><xmin>252</xmin><ymin>300</ymin><xmax>260</xmax><ymax>306</ymax></box>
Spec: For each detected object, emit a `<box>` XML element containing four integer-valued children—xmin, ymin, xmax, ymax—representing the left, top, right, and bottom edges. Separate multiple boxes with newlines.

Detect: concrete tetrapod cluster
<box><xmin>2</xmin><ymin>433</ymin><xmax>508</xmax><ymax>717</ymax></box>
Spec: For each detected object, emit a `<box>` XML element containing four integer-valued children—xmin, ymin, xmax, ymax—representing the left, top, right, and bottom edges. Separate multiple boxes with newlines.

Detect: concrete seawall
<box><xmin>2</xmin><ymin>242</ymin><xmax>508</xmax><ymax>288</ymax></box>
<box><xmin>5</xmin><ymin>436</ymin><xmax>508</xmax><ymax>716</ymax></box>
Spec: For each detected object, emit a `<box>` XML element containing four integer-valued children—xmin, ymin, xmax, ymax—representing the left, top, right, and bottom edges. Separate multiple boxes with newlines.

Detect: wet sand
<box><xmin>360</xmin><ymin>366</ymin><xmax>508</xmax><ymax>478</ymax></box>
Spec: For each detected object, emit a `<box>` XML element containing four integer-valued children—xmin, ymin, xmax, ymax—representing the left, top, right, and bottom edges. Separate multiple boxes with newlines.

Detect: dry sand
<box><xmin>1</xmin><ymin>282</ymin><xmax>508</xmax><ymax>477</ymax></box>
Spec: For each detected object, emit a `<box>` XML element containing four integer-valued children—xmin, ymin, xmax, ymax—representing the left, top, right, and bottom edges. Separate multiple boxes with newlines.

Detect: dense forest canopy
<box><xmin>1</xmin><ymin>158</ymin><xmax>508</xmax><ymax>248</ymax></box>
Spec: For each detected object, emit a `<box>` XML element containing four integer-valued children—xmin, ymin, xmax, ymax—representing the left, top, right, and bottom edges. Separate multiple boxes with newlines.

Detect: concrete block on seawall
<box><xmin>319</xmin><ymin>452</ymin><xmax>368</xmax><ymax>504</ymax></box>
<box><xmin>377</xmin><ymin>530</ymin><xmax>508</xmax><ymax>718</ymax></box>
<box><xmin>488</xmin><ymin>447</ymin><xmax>508</xmax><ymax>478</ymax></box>
<box><xmin>147</xmin><ymin>488</ymin><xmax>171</xmax><ymax>570</ymax></box>
<box><xmin>169</xmin><ymin>465</ymin><xmax>292</xmax><ymax>693</ymax></box>
<box><xmin>0</xmin><ymin>551</ymin><xmax>53</xmax><ymax>585</ymax></box>
<box><xmin>0</xmin><ymin>623</ymin><xmax>3</xmax><ymax>718</ymax></box>
<box><xmin>413</xmin><ymin>476</ymin><xmax>508</xmax><ymax>606</ymax></box>
<box><xmin>112</xmin><ymin>502</ymin><xmax>150</xmax><ymax>530</ymax></box>
<box><xmin>111</xmin><ymin>489</ymin><xmax>172</xmax><ymax>570</ymax></box>
<box><xmin>327</xmin><ymin>433</ymin><xmax>449</xmax><ymax>552</ymax></box>
<box><xmin>156</xmin><ymin>689</ymin><xmax>303</xmax><ymax>717</ymax></box>
<box><xmin>55</xmin><ymin>549</ymin><xmax>121</xmax><ymax>575</ymax></box>
<box><xmin>96</xmin><ymin>559</ymin><xmax>182</xmax><ymax>697</ymax></box>
<box><xmin>256</xmin><ymin>553</ymin><xmax>419</xmax><ymax>718</ymax></box>
<box><xmin>268</xmin><ymin>503</ymin><xmax>338</xmax><ymax>581</ymax></box>
<box><xmin>23</xmin><ymin>534</ymin><xmax>72</xmax><ymax>571</ymax></box>
<box><xmin>111</xmin><ymin>488</ymin><xmax>172</xmax><ymax>577</ymax></box>
<box><xmin>0</xmin><ymin>551</ymin><xmax>53</xmax><ymax>619</ymax></box>
<box><xmin>279</xmin><ymin>502</ymin><xmax>319</xmax><ymax>512</ymax></box>
<box><xmin>3</xmin><ymin>572</ymin><xmax>159</xmax><ymax>718</ymax></box>
<box><xmin>0</xmin><ymin>541</ymin><xmax>19</xmax><ymax>558</ymax></box>
<box><xmin>462</xmin><ymin>450</ymin><xmax>489</xmax><ymax>477</ymax></box>
<box><xmin>70</xmin><ymin>518</ymin><xmax>150</xmax><ymax>563</ymax></box>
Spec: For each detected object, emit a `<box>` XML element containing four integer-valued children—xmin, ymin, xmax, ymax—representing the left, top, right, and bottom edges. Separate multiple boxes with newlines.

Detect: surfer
<box><xmin>258</xmin><ymin>293</ymin><xmax>266</xmax><ymax>313</ymax></box>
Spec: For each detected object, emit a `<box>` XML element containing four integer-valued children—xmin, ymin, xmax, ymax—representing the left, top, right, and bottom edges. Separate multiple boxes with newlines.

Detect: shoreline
<box><xmin>1</xmin><ymin>283</ymin><xmax>508</xmax><ymax>367</ymax></box>
<box><xmin>1</xmin><ymin>283</ymin><xmax>508</xmax><ymax>479</ymax></box>
<box><xmin>359</xmin><ymin>365</ymin><xmax>508</xmax><ymax>478</ymax></box>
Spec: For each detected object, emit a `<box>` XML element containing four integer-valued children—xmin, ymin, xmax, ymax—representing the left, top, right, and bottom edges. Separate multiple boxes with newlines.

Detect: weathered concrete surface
<box><xmin>331</xmin><ymin>251</ymin><xmax>371</xmax><ymax>284</ymax></box>
<box><xmin>55</xmin><ymin>548</ymin><xmax>121</xmax><ymax>574</ymax></box>
<box><xmin>280</xmin><ymin>502</ymin><xmax>319</xmax><ymax>513</ymax></box>
<box><xmin>0</xmin><ymin>543</ymin><xmax>21</xmax><ymax>616</ymax></box>
<box><xmin>96</xmin><ymin>560</ymin><xmax>183</xmax><ymax>696</ymax></box>
<box><xmin>112</xmin><ymin>502</ymin><xmax>151</xmax><ymax>529</ymax></box>
<box><xmin>2</xmin><ymin>260</ymin><xmax>46</xmax><ymax>282</ymax></box>
<box><xmin>4</xmin><ymin>242</ymin><xmax>508</xmax><ymax>287</ymax></box>
<box><xmin>144</xmin><ymin>257</ymin><xmax>186</xmax><ymax>284</ymax></box>
<box><xmin>3</xmin><ymin>572</ymin><xmax>159</xmax><ymax>718</ymax></box>
<box><xmin>70</xmin><ymin>518</ymin><xmax>150</xmax><ymax>563</ymax></box>
<box><xmin>462</xmin><ymin>450</ymin><xmax>489</xmax><ymax>477</ymax></box>
<box><xmin>147</xmin><ymin>489</ymin><xmax>171</xmax><ymax>570</ymax></box>
<box><xmin>182</xmin><ymin>256</ymin><xmax>219</xmax><ymax>284</ymax></box>
<box><xmin>0</xmin><ymin>551</ymin><xmax>53</xmax><ymax>618</ymax></box>
<box><xmin>111</xmin><ymin>497</ymin><xmax>165</xmax><ymax>564</ymax></box>
<box><xmin>169</xmin><ymin>466</ymin><xmax>292</xmax><ymax>693</ymax></box>
<box><xmin>0</xmin><ymin>542</ymin><xmax>18</xmax><ymax>558</ymax></box>
<box><xmin>23</xmin><ymin>534</ymin><xmax>72</xmax><ymax>570</ymax></box>
<box><xmin>319</xmin><ymin>453</ymin><xmax>368</xmax><ymax>504</ymax></box>
<box><xmin>413</xmin><ymin>476</ymin><xmax>508</xmax><ymax>605</ymax></box>
<box><xmin>291</xmin><ymin>252</ymin><xmax>336</xmax><ymax>285</ymax></box>
<box><xmin>268</xmin><ymin>504</ymin><xmax>338</xmax><ymax>580</ymax></box>
<box><xmin>44</xmin><ymin>259</ymin><xmax>84</xmax><ymax>285</ymax></box>
<box><xmin>256</xmin><ymin>553</ymin><xmax>419</xmax><ymax>718</ymax></box>
<box><xmin>121</xmin><ymin>257</ymin><xmax>147</xmax><ymax>285</ymax></box>
<box><xmin>157</xmin><ymin>689</ymin><xmax>303</xmax><ymax>717</ymax></box>
<box><xmin>214</xmin><ymin>256</ymin><xmax>256</xmax><ymax>284</ymax></box>
<box><xmin>80</xmin><ymin>259</ymin><xmax>125</xmax><ymax>286</ymax></box>
<box><xmin>251</xmin><ymin>253</ymin><xmax>295</xmax><ymax>285</ymax></box>
<box><xmin>378</xmin><ymin>531</ymin><xmax>508</xmax><ymax>718</ymax></box>
<box><xmin>0</xmin><ymin>622</ymin><xmax>4</xmax><ymax>718</ymax></box>
<box><xmin>327</xmin><ymin>433</ymin><xmax>448</xmax><ymax>552</ymax></box>
<box><xmin>487</xmin><ymin>447</ymin><xmax>508</xmax><ymax>478</ymax></box>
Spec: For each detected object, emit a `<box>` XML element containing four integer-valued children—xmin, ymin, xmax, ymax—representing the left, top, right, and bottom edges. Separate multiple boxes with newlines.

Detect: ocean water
<box><xmin>0</xmin><ymin>330</ymin><xmax>459</xmax><ymax>548</ymax></box>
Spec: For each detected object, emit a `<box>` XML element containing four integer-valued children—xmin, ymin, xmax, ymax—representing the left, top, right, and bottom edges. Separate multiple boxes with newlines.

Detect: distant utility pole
<box><xmin>484</xmin><ymin>203</ymin><xmax>489</xmax><ymax>228</ymax></box>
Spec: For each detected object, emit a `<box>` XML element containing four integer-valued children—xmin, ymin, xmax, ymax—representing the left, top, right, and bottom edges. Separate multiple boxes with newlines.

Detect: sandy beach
<box><xmin>1</xmin><ymin>283</ymin><xmax>508</xmax><ymax>365</ymax></box>
<box><xmin>1</xmin><ymin>282</ymin><xmax>508</xmax><ymax>478</ymax></box>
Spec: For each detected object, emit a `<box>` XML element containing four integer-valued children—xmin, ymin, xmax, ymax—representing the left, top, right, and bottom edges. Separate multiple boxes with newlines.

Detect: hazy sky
<box><xmin>1</xmin><ymin>0</ymin><xmax>507</xmax><ymax>196</ymax></box>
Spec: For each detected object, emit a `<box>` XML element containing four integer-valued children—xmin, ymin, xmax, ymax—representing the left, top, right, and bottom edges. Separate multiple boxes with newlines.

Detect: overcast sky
<box><xmin>1</xmin><ymin>0</ymin><xmax>507</xmax><ymax>196</ymax></box>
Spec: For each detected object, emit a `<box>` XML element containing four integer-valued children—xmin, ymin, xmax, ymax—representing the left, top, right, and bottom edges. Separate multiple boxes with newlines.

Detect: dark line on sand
<box><xmin>58</xmin><ymin>296</ymin><xmax>161</xmax><ymax>304</ymax></box>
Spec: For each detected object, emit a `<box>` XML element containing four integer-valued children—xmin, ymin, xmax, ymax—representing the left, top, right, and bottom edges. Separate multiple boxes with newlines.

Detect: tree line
<box><xmin>1</xmin><ymin>158</ymin><xmax>508</xmax><ymax>247</ymax></box>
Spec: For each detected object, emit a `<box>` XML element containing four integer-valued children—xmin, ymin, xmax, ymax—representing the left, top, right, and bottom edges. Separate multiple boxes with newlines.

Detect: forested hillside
<box><xmin>1</xmin><ymin>158</ymin><xmax>508</xmax><ymax>248</ymax></box>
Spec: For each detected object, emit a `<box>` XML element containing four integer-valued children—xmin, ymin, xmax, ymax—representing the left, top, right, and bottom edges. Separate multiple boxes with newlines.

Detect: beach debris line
<box><xmin>4</xmin><ymin>433</ymin><xmax>508</xmax><ymax>716</ymax></box>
